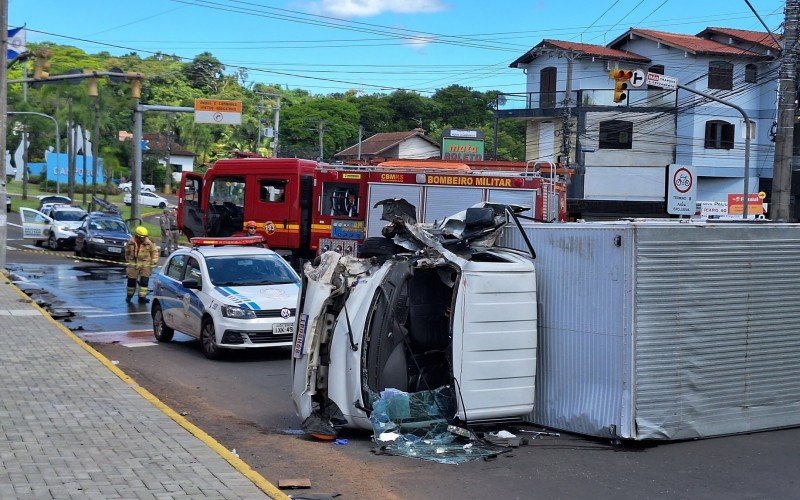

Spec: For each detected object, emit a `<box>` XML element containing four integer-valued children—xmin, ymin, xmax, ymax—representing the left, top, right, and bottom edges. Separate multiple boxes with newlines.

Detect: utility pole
<box><xmin>0</xmin><ymin>0</ymin><xmax>9</xmax><ymax>272</ymax></box>
<box><xmin>560</xmin><ymin>52</ymin><xmax>577</xmax><ymax>167</ymax></box>
<box><xmin>91</xmin><ymin>94</ymin><xmax>100</xmax><ymax>209</ymax></box>
<box><xmin>357</xmin><ymin>124</ymin><xmax>363</xmax><ymax>162</ymax></box>
<box><xmin>770</xmin><ymin>0</ymin><xmax>799</xmax><ymax>221</ymax></box>
<box><xmin>273</xmin><ymin>95</ymin><xmax>281</xmax><ymax>158</ymax></box>
<box><xmin>164</xmin><ymin>127</ymin><xmax>172</xmax><ymax>195</ymax></box>
<box><xmin>318</xmin><ymin>120</ymin><xmax>325</xmax><ymax>161</ymax></box>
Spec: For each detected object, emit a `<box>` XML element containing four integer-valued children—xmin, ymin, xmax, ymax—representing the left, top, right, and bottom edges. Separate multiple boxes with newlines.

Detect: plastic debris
<box><xmin>377</xmin><ymin>432</ymin><xmax>400</xmax><ymax>442</ymax></box>
<box><xmin>111</xmin><ymin>360</ymin><xmax>120</xmax><ymax>365</ymax></box>
<box><xmin>230</xmin><ymin>448</ymin><xmax>239</xmax><ymax>458</ymax></box>
<box><xmin>278</xmin><ymin>478</ymin><xmax>312</xmax><ymax>490</ymax></box>
<box><xmin>494</xmin><ymin>430</ymin><xmax>516</xmax><ymax>439</ymax></box>
<box><xmin>333</xmin><ymin>438</ymin><xmax>348</xmax><ymax>446</ymax></box>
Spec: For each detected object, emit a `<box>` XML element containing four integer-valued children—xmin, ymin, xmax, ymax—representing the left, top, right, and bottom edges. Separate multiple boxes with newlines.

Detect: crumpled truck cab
<box><xmin>291</xmin><ymin>201</ymin><xmax>538</xmax><ymax>436</ymax></box>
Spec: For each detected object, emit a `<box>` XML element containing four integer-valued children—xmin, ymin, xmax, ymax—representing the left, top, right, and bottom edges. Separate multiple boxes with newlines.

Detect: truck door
<box><xmin>19</xmin><ymin>207</ymin><xmax>53</xmax><ymax>244</ymax></box>
<box><xmin>257</xmin><ymin>178</ymin><xmax>291</xmax><ymax>249</ymax></box>
<box><xmin>179</xmin><ymin>173</ymin><xmax>204</xmax><ymax>238</ymax></box>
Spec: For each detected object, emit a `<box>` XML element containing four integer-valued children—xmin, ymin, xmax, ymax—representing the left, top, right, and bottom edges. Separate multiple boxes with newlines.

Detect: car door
<box><xmin>19</xmin><ymin>207</ymin><xmax>53</xmax><ymax>242</ymax></box>
<box><xmin>157</xmin><ymin>255</ymin><xmax>188</xmax><ymax>332</ymax></box>
<box><xmin>180</xmin><ymin>257</ymin><xmax>206</xmax><ymax>337</ymax></box>
<box><xmin>140</xmin><ymin>192</ymin><xmax>154</xmax><ymax>207</ymax></box>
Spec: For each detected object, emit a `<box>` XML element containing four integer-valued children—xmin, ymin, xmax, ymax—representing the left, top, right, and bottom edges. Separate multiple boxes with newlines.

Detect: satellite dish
<box><xmin>107</xmin><ymin>66</ymin><xmax>125</xmax><ymax>84</ymax></box>
<box><xmin>66</xmin><ymin>68</ymin><xmax>83</xmax><ymax>85</ymax></box>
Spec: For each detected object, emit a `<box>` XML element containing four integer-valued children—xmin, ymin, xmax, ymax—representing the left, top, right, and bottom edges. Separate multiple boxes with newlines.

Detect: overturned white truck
<box><xmin>291</xmin><ymin>200</ymin><xmax>538</xmax><ymax>436</ymax></box>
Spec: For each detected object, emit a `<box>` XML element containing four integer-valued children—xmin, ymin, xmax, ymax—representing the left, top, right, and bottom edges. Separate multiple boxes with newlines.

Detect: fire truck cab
<box><xmin>178</xmin><ymin>158</ymin><xmax>567</xmax><ymax>262</ymax></box>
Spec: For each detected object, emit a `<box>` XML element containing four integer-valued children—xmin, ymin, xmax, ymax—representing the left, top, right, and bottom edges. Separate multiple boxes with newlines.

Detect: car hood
<box><xmin>211</xmin><ymin>283</ymin><xmax>299</xmax><ymax>310</ymax></box>
<box><xmin>55</xmin><ymin>221</ymin><xmax>83</xmax><ymax>230</ymax></box>
<box><xmin>91</xmin><ymin>230</ymin><xmax>130</xmax><ymax>241</ymax></box>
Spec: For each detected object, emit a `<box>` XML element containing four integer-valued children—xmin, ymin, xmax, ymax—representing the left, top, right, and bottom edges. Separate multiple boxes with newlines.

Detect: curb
<box><xmin>4</xmin><ymin>279</ymin><xmax>289</xmax><ymax>500</ymax></box>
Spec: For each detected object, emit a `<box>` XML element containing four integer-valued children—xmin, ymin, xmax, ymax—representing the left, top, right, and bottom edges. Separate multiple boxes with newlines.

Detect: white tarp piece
<box><xmin>501</xmin><ymin>220</ymin><xmax>800</xmax><ymax>440</ymax></box>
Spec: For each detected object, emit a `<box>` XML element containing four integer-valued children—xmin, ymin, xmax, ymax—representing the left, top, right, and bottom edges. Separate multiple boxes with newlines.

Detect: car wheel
<box><xmin>152</xmin><ymin>304</ymin><xmax>174</xmax><ymax>342</ymax></box>
<box><xmin>200</xmin><ymin>318</ymin><xmax>222</xmax><ymax>360</ymax></box>
<box><xmin>48</xmin><ymin>234</ymin><xmax>59</xmax><ymax>250</ymax></box>
<box><xmin>125</xmin><ymin>202</ymin><xmax>131</xmax><ymax>207</ymax></box>
<box><xmin>74</xmin><ymin>245</ymin><xmax>83</xmax><ymax>257</ymax></box>
<box><xmin>158</xmin><ymin>202</ymin><xmax>166</xmax><ymax>209</ymax></box>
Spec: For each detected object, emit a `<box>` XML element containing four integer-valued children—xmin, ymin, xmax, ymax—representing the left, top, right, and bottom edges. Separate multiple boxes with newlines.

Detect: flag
<box><xmin>8</xmin><ymin>26</ymin><xmax>26</xmax><ymax>61</ymax></box>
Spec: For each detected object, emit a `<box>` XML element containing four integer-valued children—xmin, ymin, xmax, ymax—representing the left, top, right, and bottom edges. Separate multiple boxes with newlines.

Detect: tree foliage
<box><xmin>7</xmin><ymin>42</ymin><xmax>526</xmax><ymax>182</ymax></box>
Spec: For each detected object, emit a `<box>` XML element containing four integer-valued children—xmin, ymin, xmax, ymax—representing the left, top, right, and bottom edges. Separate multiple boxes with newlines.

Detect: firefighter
<box><xmin>125</xmin><ymin>226</ymin><xmax>159</xmax><ymax>304</ymax></box>
<box><xmin>345</xmin><ymin>192</ymin><xmax>358</xmax><ymax>217</ymax></box>
<box><xmin>245</xmin><ymin>220</ymin><xmax>258</xmax><ymax>236</ymax></box>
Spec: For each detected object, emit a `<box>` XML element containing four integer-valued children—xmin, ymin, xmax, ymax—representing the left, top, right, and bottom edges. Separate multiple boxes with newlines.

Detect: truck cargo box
<box><xmin>500</xmin><ymin>220</ymin><xmax>800</xmax><ymax>440</ymax></box>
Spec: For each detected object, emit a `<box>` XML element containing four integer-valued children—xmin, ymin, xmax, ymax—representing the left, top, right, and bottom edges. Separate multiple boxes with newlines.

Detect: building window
<box><xmin>708</xmin><ymin>61</ymin><xmax>733</xmax><ymax>90</ymax></box>
<box><xmin>745</xmin><ymin>64</ymin><xmax>758</xmax><ymax>84</ymax></box>
<box><xmin>704</xmin><ymin>120</ymin><xmax>735</xmax><ymax>149</ymax></box>
<box><xmin>599</xmin><ymin>120</ymin><xmax>633</xmax><ymax>149</ymax></box>
<box><xmin>741</xmin><ymin>119</ymin><xmax>756</xmax><ymax>140</ymax></box>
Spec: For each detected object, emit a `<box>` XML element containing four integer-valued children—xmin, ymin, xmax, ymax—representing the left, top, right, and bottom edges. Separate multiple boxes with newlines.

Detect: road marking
<box><xmin>81</xmin><ymin>329</ymin><xmax>154</xmax><ymax>336</ymax></box>
<box><xmin>5</xmin><ymin>246</ymin><xmax>16</xmax><ymax>251</ymax></box>
<box><xmin>121</xmin><ymin>341</ymin><xmax>158</xmax><ymax>348</ymax></box>
<box><xmin>82</xmin><ymin>311</ymin><xmax>152</xmax><ymax>318</ymax></box>
<box><xmin>21</xmin><ymin>244</ymin><xmax>41</xmax><ymax>250</ymax></box>
<box><xmin>6</xmin><ymin>221</ymin><xmax>21</xmax><ymax>228</ymax></box>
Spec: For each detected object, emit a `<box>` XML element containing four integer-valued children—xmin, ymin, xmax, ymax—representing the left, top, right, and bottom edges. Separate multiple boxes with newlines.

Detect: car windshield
<box><xmin>53</xmin><ymin>210</ymin><xmax>86</xmax><ymax>221</ymax></box>
<box><xmin>92</xmin><ymin>218</ymin><xmax>128</xmax><ymax>232</ymax></box>
<box><xmin>205</xmin><ymin>255</ymin><xmax>299</xmax><ymax>286</ymax></box>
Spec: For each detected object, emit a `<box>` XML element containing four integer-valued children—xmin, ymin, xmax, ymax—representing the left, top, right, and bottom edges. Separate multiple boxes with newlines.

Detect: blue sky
<box><xmin>10</xmin><ymin>0</ymin><xmax>786</xmax><ymax>96</ymax></box>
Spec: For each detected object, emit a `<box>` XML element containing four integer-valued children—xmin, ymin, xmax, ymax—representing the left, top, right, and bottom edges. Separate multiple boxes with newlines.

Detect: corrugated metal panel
<box><xmin>366</xmin><ymin>184</ymin><xmax>422</xmax><ymax>237</ymax></box>
<box><xmin>423</xmin><ymin>186</ymin><xmax>484</xmax><ymax>224</ymax></box>
<box><xmin>500</xmin><ymin>225</ymin><xmax>633</xmax><ymax>437</ymax></box>
<box><xmin>634</xmin><ymin>225</ymin><xmax>800</xmax><ymax>439</ymax></box>
<box><xmin>487</xmin><ymin>189</ymin><xmax>536</xmax><ymax>212</ymax></box>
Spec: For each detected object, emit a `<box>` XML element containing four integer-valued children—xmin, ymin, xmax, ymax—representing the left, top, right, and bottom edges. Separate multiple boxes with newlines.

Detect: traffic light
<box><xmin>33</xmin><ymin>48</ymin><xmax>52</xmax><ymax>80</ymax></box>
<box><xmin>609</xmin><ymin>68</ymin><xmax>632</xmax><ymax>103</ymax></box>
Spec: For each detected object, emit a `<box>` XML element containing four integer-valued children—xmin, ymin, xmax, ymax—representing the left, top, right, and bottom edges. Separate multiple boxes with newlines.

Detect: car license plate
<box><xmin>108</xmin><ymin>246</ymin><xmax>122</xmax><ymax>253</ymax></box>
<box><xmin>274</xmin><ymin>322</ymin><xmax>293</xmax><ymax>335</ymax></box>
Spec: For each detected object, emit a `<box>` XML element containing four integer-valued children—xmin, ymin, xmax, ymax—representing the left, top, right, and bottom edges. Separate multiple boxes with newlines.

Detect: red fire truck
<box><xmin>177</xmin><ymin>158</ymin><xmax>567</xmax><ymax>261</ymax></box>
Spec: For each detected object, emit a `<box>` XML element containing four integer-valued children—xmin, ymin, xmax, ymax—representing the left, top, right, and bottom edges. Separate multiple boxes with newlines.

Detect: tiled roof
<box><xmin>142</xmin><ymin>133</ymin><xmax>196</xmax><ymax>157</ymax></box>
<box><xmin>612</xmin><ymin>28</ymin><xmax>769</xmax><ymax>58</ymax></box>
<box><xmin>510</xmin><ymin>39</ymin><xmax>649</xmax><ymax>67</ymax></box>
<box><xmin>335</xmin><ymin>129</ymin><xmax>439</xmax><ymax>157</ymax></box>
<box><xmin>699</xmin><ymin>27</ymin><xmax>781</xmax><ymax>51</ymax></box>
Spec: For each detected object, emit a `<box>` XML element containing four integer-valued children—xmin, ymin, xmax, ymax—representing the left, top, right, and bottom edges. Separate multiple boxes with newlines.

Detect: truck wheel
<box><xmin>152</xmin><ymin>304</ymin><xmax>174</xmax><ymax>342</ymax></box>
<box><xmin>358</xmin><ymin>237</ymin><xmax>401</xmax><ymax>259</ymax></box>
<box><xmin>200</xmin><ymin>318</ymin><xmax>222</xmax><ymax>360</ymax></box>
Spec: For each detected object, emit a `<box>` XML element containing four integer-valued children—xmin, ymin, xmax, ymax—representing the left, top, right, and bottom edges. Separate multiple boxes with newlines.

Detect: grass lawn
<box><xmin>6</xmin><ymin>180</ymin><xmax>173</xmax><ymax>239</ymax></box>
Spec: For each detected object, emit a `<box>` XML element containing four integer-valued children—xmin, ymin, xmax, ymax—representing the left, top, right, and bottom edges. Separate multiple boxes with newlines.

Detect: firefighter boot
<box><xmin>126</xmin><ymin>279</ymin><xmax>137</xmax><ymax>303</ymax></box>
<box><xmin>138</xmin><ymin>277</ymin><xmax>149</xmax><ymax>303</ymax></box>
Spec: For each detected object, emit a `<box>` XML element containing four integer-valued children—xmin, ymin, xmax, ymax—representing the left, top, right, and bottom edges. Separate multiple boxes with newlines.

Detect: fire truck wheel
<box><xmin>358</xmin><ymin>237</ymin><xmax>400</xmax><ymax>259</ymax></box>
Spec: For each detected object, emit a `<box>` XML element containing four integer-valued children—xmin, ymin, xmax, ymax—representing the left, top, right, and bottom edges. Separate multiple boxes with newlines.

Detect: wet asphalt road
<box><xmin>7</xmin><ymin>210</ymin><xmax>800</xmax><ymax>499</ymax></box>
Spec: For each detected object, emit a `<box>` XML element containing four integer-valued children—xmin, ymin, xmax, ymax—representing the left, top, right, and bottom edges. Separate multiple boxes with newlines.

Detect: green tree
<box><xmin>182</xmin><ymin>52</ymin><xmax>225</xmax><ymax>94</ymax></box>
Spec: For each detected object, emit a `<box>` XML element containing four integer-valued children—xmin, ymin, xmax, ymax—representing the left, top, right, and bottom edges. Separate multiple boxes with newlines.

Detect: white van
<box><xmin>291</xmin><ymin>201</ymin><xmax>538</xmax><ymax>436</ymax></box>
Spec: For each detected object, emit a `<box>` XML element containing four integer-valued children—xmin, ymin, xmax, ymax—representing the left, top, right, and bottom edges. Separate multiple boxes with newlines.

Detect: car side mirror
<box><xmin>182</xmin><ymin>279</ymin><xmax>201</xmax><ymax>290</ymax></box>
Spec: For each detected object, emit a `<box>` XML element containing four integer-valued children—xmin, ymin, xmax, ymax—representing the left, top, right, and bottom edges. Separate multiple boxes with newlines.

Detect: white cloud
<box><xmin>402</xmin><ymin>35</ymin><xmax>436</xmax><ymax>51</ymax></box>
<box><xmin>315</xmin><ymin>0</ymin><xmax>447</xmax><ymax>18</ymax></box>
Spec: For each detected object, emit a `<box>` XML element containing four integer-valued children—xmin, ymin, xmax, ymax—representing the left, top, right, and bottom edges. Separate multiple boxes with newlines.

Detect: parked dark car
<box><xmin>74</xmin><ymin>213</ymin><xmax>131</xmax><ymax>260</ymax></box>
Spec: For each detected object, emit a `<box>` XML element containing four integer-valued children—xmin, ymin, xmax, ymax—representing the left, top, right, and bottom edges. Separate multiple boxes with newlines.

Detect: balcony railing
<box><xmin>496</xmin><ymin>89</ymin><xmax>677</xmax><ymax>114</ymax></box>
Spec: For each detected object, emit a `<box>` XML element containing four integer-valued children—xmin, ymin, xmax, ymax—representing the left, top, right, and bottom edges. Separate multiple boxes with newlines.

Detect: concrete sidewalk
<box><xmin>0</xmin><ymin>279</ymin><xmax>284</xmax><ymax>499</ymax></box>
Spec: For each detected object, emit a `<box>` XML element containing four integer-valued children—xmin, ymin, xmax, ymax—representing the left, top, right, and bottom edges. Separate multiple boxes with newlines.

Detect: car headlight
<box><xmin>91</xmin><ymin>237</ymin><xmax>106</xmax><ymax>243</ymax></box>
<box><xmin>221</xmin><ymin>305</ymin><xmax>256</xmax><ymax>319</ymax></box>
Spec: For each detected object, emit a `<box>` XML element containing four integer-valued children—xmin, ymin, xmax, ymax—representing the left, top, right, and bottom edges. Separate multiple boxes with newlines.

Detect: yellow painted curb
<box><xmin>5</xmin><ymin>281</ymin><xmax>289</xmax><ymax>500</ymax></box>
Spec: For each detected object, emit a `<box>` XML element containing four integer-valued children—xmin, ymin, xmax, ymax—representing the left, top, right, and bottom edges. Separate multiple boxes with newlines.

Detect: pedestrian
<box><xmin>159</xmin><ymin>209</ymin><xmax>170</xmax><ymax>257</ymax></box>
<box><xmin>125</xmin><ymin>226</ymin><xmax>159</xmax><ymax>304</ymax></box>
<box><xmin>167</xmin><ymin>207</ymin><xmax>180</xmax><ymax>254</ymax></box>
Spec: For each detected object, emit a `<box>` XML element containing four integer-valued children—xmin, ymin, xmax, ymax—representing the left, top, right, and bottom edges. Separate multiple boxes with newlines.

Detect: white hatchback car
<box><xmin>151</xmin><ymin>237</ymin><xmax>301</xmax><ymax>359</ymax></box>
<box><xmin>123</xmin><ymin>190</ymin><xmax>169</xmax><ymax>208</ymax></box>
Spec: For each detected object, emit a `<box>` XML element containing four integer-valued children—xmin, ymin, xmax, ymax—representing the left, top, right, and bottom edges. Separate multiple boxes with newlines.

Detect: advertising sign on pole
<box><xmin>666</xmin><ymin>164</ymin><xmax>696</xmax><ymax>215</ymax></box>
<box><xmin>194</xmin><ymin>99</ymin><xmax>242</xmax><ymax>125</ymax></box>
<box><xmin>727</xmin><ymin>193</ymin><xmax>764</xmax><ymax>215</ymax></box>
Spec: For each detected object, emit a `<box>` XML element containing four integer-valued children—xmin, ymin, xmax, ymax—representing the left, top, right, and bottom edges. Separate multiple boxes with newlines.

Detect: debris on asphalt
<box><xmin>278</xmin><ymin>478</ymin><xmax>312</xmax><ymax>490</ymax></box>
<box><xmin>111</xmin><ymin>360</ymin><xmax>119</xmax><ymax>365</ymax></box>
<box><xmin>289</xmin><ymin>492</ymin><xmax>341</xmax><ymax>499</ymax></box>
<box><xmin>179</xmin><ymin>411</ymin><xmax>189</xmax><ymax>416</ymax></box>
<box><xmin>332</xmin><ymin>438</ymin><xmax>348</xmax><ymax>446</ymax></box>
<box><xmin>230</xmin><ymin>448</ymin><xmax>239</xmax><ymax>458</ymax></box>
<box><xmin>368</xmin><ymin>387</ymin><xmax>510</xmax><ymax>464</ymax></box>
<box><xmin>281</xmin><ymin>428</ymin><xmax>305</xmax><ymax>435</ymax></box>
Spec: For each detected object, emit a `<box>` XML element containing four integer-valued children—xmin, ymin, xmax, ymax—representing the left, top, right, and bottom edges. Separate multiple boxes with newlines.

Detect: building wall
<box><xmin>614</xmin><ymin>35</ymin><xmax>778</xmax><ymax>201</ymax></box>
<box><xmin>397</xmin><ymin>136</ymin><xmax>441</xmax><ymax>159</ymax></box>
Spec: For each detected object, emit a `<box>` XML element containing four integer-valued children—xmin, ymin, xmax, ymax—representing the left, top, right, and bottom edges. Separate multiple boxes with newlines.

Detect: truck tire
<box><xmin>358</xmin><ymin>237</ymin><xmax>401</xmax><ymax>259</ymax></box>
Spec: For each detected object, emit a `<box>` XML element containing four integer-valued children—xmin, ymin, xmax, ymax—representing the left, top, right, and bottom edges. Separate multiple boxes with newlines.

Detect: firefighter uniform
<box><xmin>159</xmin><ymin>209</ymin><xmax>179</xmax><ymax>256</ymax></box>
<box><xmin>125</xmin><ymin>227</ymin><xmax>160</xmax><ymax>303</ymax></box>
